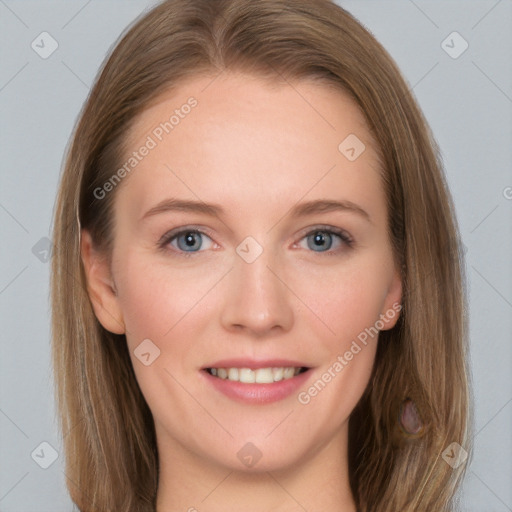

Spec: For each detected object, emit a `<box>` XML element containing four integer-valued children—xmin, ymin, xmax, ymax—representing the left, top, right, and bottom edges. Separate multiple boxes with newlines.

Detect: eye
<box><xmin>160</xmin><ymin>228</ymin><xmax>214</xmax><ymax>255</ymax></box>
<box><xmin>297</xmin><ymin>227</ymin><xmax>353</xmax><ymax>254</ymax></box>
<box><xmin>158</xmin><ymin>225</ymin><xmax>353</xmax><ymax>257</ymax></box>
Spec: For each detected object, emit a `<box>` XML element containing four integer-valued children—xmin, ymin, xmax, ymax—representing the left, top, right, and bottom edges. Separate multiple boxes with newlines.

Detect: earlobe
<box><xmin>80</xmin><ymin>230</ymin><xmax>126</xmax><ymax>334</ymax></box>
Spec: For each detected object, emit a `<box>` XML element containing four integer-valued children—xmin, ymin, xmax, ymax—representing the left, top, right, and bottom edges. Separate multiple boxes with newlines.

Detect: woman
<box><xmin>51</xmin><ymin>0</ymin><xmax>472</xmax><ymax>510</ymax></box>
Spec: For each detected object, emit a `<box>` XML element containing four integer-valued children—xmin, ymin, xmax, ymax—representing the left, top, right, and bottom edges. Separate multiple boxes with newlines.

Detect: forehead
<box><xmin>115</xmin><ymin>72</ymin><xmax>385</xmax><ymax>225</ymax></box>
<box><xmin>126</xmin><ymin>71</ymin><xmax>374</xmax><ymax>148</ymax></box>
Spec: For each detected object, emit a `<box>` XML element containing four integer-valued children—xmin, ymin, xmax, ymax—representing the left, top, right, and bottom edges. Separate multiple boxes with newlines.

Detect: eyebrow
<box><xmin>141</xmin><ymin>198</ymin><xmax>371</xmax><ymax>223</ymax></box>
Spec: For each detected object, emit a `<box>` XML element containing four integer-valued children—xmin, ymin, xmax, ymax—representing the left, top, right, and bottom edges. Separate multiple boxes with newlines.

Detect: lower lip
<box><xmin>202</xmin><ymin>369</ymin><xmax>312</xmax><ymax>404</ymax></box>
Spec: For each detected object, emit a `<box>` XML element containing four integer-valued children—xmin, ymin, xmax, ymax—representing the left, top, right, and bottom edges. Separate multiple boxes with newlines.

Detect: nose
<box><xmin>219</xmin><ymin>246</ymin><xmax>294</xmax><ymax>337</ymax></box>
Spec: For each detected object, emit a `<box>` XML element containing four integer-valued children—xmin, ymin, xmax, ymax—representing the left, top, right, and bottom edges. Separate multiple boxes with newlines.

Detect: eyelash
<box><xmin>158</xmin><ymin>225</ymin><xmax>354</xmax><ymax>258</ymax></box>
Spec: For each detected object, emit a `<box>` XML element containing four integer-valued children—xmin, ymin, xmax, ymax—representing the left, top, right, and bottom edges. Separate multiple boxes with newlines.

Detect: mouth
<box><xmin>204</xmin><ymin>366</ymin><xmax>309</xmax><ymax>383</ymax></box>
<box><xmin>201</xmin><ymin>359</ymin><xmax>313</xmax><ymax>403</ymax></box>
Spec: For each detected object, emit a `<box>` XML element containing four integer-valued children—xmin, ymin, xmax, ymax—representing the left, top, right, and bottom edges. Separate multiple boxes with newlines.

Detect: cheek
<box><xmin>291</xmin><ymin>254</ymin><xmax>392</xmax><ymax>347</ymax></box>
<box><xmin>111</xmin><ymin>245</ymin><xmax>392</xmax><ymax>458</ymax></box>
<box><xmin>287</xmin><ymin>261</ymin><xmax>389</xmax><ymax>433</ymax></box>
<box><xmin>114</xmin><ymin>250</ymin><xmax>220</xmax><ymax>345</ymax></box>
<box><xmin>113</xmin><ymin>253</ymin><xmax>215</xmax><ymax>412</ymax></box>
<box><xmin>115</xmin><ymin>245</ymin><xmax>394</xmax><ymax>357</ymax></box>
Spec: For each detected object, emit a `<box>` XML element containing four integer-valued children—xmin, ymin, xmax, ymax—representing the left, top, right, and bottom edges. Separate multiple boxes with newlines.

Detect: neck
<box><xmin>155</xmin><ymin>422</ymin><xmax>357</xmax><ymax>512</ymax></box>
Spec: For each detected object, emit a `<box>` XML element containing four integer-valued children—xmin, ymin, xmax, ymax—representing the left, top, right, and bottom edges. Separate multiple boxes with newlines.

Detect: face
<box><xmin>82</xmin><ymin>72</ymin><xmax>402</xmax><ymax>474</ymax></box>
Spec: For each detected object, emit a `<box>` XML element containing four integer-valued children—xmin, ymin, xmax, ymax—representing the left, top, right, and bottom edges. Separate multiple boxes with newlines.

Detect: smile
<box><xmin>202</xmin><ymin>362</ymin><xmax>312</xmax><ymax>404</ymax></box>
<box><xmin>206</xmin><ymin>366</ymin><xmax>308</xmax><ymax>383</ymax></box>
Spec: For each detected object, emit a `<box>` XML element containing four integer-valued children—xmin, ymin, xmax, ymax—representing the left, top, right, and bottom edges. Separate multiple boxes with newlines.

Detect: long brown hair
<box><xmin>51</xmin><ymin>0</ymin><xmax>472</xmax><ymax>510</ymax></box>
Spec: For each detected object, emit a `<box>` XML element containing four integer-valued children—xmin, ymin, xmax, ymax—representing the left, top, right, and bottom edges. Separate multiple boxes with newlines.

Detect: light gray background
<box><xmin>0</xmin><ymin>1</ymin><xmax>511</xmax><ymax>511</ymax></box>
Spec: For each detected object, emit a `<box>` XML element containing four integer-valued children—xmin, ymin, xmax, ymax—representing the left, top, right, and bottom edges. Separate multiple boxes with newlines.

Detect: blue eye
<box><xmin>159</xmin><ymin>226</ymin><xmax>353</xmax><ymax>257</ymax></box>
<box><xmin>163</xmin><ymin>229</ymin><xmax>214</xmax><ymax>254</ymax></box>
<box><xmin>300</xmin><ymin>228</ymin><xmax>353</xmax><ymax>253</ymax></box>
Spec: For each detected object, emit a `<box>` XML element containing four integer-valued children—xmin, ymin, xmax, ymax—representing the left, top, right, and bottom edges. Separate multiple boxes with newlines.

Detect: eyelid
<box><xmin>157</xmin><ymin>225</ymin><xmax>215</xmax><ymax>245</ymax></box>
<box><xmin>297</xmin><ymin>224</ymin><xmax>353</xmax><ymax>244</ymax></box>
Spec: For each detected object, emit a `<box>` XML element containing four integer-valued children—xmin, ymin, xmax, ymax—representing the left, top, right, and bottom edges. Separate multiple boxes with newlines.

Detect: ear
<box><xmin>380</xmin><ymin>266</ymin><xmax>403</xmax><ymax>331</ymax></box>
<box><xmin>80</xmin><ymin>229</ymin><xmax>125</xmax><ymax>334</ymax></box>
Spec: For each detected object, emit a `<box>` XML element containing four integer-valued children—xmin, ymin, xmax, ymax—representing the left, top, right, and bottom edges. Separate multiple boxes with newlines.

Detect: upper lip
<box><xmin>203</xmin><ymin>358</ymin><xmax>310</xmax><ymax>370</ymax></box>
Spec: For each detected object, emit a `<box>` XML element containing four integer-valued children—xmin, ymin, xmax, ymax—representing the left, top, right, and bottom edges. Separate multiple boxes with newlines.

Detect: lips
<box><xmin>201</xmin><ymin>359</ymin><xmax>312</xmax><ymax>404</ymax></box>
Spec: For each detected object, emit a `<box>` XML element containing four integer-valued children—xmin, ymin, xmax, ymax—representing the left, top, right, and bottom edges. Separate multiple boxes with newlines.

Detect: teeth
<box><xmin>239</xmin><ymin>368</ymin><xmax>256</xmax><ymax>383</ymax></box>
<box><xmin>283</xmin><ymin>367</ymin><xmax>295</xmax><ymax>379</ymax></box>
<box><xmin>228</xmin><ymin>368</ymin><xmax>239</xmax><ymax>381</ymax></box>
<box><xmin>238</xmin><ymin>368</ymin><xmax>256</xmax><ymax>384</ymax></box>
<box><xmin>272</xmin><ymin>367</ymin><xmax>284</xmax><ymax>381</ymax></box>
<box><xmin>255</xmin><ymin>368</ymin><xmax>273</xmax><ymax>383</ymax></box>
<box><xmin>208</xmin><ymin>366</ymin><xmax>304</xmax><ymax>383</ymax></box>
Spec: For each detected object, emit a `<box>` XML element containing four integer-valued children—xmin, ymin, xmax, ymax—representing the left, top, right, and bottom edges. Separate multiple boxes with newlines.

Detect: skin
<box><xmin>81</xmin><ymin>71</ymin><xmax>402</xmax><ymax>512</ymax></box>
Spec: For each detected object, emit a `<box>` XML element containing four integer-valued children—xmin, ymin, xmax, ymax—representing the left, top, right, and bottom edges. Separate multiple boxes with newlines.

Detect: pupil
<box><xmin>315</xmin><ymin>233</ymin><xmax>325</xmax><ymax>245</ymax></box>
<box><xmin>179</xmin><ymin>231</ymin><xmax>201</xmax><ymax>251</ymax></box>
